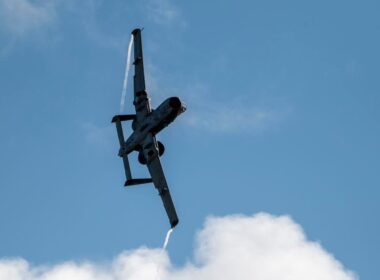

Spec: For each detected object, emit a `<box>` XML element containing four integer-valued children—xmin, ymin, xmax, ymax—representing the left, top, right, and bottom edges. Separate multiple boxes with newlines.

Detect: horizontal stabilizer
<box><xmin>125</xmin><ymin>178</ymin><xmax>153</xmax><ymax>186</ymax></box>
<box><xmin>111</xmin><ymin>114</ymin><xmax>136</xmax><ymax>123</ymax></box>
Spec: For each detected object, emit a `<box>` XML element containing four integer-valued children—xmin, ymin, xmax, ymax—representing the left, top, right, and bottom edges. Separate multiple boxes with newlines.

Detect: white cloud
<box><xmin>0</xmin><ymin>0</ymin><xmax>58</xmax><ymax>37</ymax></box>
<box><xmin>144</xmin><ymin>0</ymin><xmax>185</xmax><ymax>26</ymax></box>
<box><xmin>0</xmin><ymin>213</ymin><xmax>357</xmax><ymax>280</ymax></box>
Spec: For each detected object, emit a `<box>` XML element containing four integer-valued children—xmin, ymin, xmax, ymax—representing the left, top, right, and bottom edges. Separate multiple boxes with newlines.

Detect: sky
<box><xmin>0</xmin><ymin>0</ymin><xmax>379</xmax><ymax>279</ymax></box>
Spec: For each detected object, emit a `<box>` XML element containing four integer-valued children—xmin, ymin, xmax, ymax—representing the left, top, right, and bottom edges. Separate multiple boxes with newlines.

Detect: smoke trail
<box><xmin>162</xmin><ymin>228</ymin><xmax>174</xmax><ymax>250</ymax></box>
<box><xmin>155</xmin><ymin>228</ymin><xmax>174</xmax><ymax>279</ymax></box>
<box><xmin>120</xmin><ymin>34</ymin><xmax>134</xmax><ymax>113</ymax></box>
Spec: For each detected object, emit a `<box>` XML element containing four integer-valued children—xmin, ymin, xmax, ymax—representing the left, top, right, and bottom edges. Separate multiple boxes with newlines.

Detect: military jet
<box><xmin>111</xmin><ymin>28</ymin><xmax>186</xmax><ymax>228</ymax></box>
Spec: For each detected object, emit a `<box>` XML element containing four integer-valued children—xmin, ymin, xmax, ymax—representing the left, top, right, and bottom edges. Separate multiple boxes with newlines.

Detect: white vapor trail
<box><xmin>155</xmin><ymin>228</ymin><xmax>174</xmax><ymax>279</ymax></box>
<box><xmin>120</xmin><ymin>34</ymin><xmax>134</xmax><ymax>113</ymax></box>
<box><xmin>162</xmin><ymin>228</ymin><xmax>173</xmax><ymax>250</ymax></box>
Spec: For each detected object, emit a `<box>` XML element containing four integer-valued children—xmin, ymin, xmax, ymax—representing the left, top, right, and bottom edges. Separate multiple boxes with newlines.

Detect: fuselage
<box><xmin>123</xmin><ymin>96</ymin><xmax>186</xmax><ymax>155</ymax></box>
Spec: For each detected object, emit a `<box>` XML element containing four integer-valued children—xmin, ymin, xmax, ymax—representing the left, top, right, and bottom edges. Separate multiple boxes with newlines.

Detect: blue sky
<box><xmin>0</xmin><ymin>0</ymin><xmax>379</xmax><ymax>279</ymax></box>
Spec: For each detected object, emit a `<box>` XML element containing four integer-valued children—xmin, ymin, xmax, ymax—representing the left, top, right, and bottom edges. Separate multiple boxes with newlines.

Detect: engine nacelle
<box><xmin>157</xmin><ymin>141</ymin><xmax>165</xmax><ymax>157</ymax></box>
<box><xmin>137</xmin><ymin>141</ymin><xmax>164</xmax><ymax>165</ymax></box>
<box><xmin>138</xmin><ymin>151</ymin><xmax>147</xmax><ymax>165</ymax></box>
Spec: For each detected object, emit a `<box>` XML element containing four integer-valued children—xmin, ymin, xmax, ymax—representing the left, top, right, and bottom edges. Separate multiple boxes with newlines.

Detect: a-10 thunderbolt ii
<box><xmin>111</xmin><ymin>28</ymin><xmax>186</xmax><ymax>228</ymax></box>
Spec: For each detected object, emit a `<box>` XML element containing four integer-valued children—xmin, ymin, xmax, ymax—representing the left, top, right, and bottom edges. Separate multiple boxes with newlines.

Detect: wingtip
<box><xmin>171</xmin><ymin>219</ymin><xmax>179</xmax><ymax>229</ymax></box>
<box><xmin>131</xmin><ymin>28</ymin><xmax>141</xmax><ymax>35</ymax></box>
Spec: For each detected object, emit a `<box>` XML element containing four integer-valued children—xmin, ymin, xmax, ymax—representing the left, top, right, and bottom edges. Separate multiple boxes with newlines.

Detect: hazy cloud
<box><xmin>185</xmin><ymin>101</ymin><xmax>283</xmax><ymax>134</ymax></box>
<box><xmin>173</xmin><ymin>83</ymin><xmax>288</xmax><ymax>134</ymax></box>
<box><xmin>0</xmin><ymin>213</ymin><xmax>357</xmax><ymax>280</ymax></box>
<box><xmin>82</xmin><ymin>122</ymin><xmax>114</xmax><ymax>148</ymax></box>
<box><xmin>0</xmin><ymin>0</ymin><xmax>58</xmax><ymax>37</ymax></box>
<box><xmin>0</xmin><ymin>0</ymin><xmax>125</xmax><ymax>52</ymax></box>
<box><xmin>144</xmin><ymin>0</ymin><xmax>185</xmax><ymax>26</ymax></box>
<box><xmin>142</xmin><ymin>66</ymin><xmax>287</xmax><ymax>134</ymax></box>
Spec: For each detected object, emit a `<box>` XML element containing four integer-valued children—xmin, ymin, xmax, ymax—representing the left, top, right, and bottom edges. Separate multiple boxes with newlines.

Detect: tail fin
<box><xmin>125</xmin><ymin>178</ymin><xmax>153</xmax><ymax>186</ymax></box>
<box><xmin>114</xmin><ymin>119</ymin><xmax>132</xmax><ymax>181</ymax></box>
<box><xmin>113</xmin><ymin>118</ymin><xmax>154</xmax><ymax>187</ymax></box>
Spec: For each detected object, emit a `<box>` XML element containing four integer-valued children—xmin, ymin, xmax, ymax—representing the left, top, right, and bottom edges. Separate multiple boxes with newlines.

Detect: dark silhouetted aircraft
<box><xmin>112</xmin><ymin>28</ymin><xmax>186</xmax><ymax>228</ymax></box>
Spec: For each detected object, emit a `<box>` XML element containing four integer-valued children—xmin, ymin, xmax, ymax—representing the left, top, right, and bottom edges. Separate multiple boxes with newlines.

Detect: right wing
<box><xmin>147</xmin><ymin>155</ymin><xmax>179</xmax><ymax>228</ymax></box>
<box><xmin>132</xmin><ymin>29</ymin><xmax>152</xmax><ymax>122</ymax></box>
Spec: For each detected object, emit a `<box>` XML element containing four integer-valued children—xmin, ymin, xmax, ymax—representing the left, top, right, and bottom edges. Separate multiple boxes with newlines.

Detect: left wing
<box><xmin>147</xmin><ymin>154</ymin><xmax>179</xmax><ymax>228</ymax></box>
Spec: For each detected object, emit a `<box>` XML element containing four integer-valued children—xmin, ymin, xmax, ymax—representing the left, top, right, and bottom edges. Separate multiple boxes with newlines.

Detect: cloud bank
<box><xmin>0</xmin><ymin>213</ymin><xmax>357</xmax><ymax>280</ymax></box>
